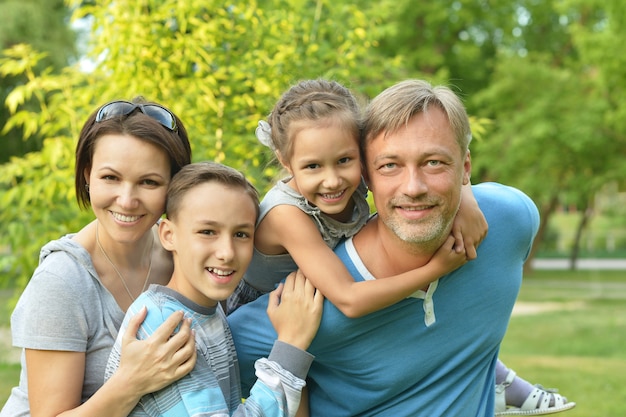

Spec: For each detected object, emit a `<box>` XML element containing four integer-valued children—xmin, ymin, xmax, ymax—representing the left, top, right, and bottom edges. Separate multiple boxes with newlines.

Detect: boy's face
<box><xmin>159</xmin><ymin>181</ymin><xmax>257</xmax><ymax>307</ymax></box>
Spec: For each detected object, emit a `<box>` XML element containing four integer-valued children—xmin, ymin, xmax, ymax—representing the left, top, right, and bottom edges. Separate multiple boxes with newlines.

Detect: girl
<box><xmin>227</xmin><ymin>79</ymin><xmax>485</xmax><ymax>318</ymax></box>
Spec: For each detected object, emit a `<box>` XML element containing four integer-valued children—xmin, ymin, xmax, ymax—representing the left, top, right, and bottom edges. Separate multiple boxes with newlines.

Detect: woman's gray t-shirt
<box><xmin>1</xmin><ymin>235</ymin><xmax>123</xmax><ymax>416</ymax></box>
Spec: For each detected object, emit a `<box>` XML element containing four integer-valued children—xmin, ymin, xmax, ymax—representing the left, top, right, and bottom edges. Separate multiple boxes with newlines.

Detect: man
<box><xmin>228</xmin><ymin>79</ymin><xmax>540</xmax><ymax>416</ymax></box>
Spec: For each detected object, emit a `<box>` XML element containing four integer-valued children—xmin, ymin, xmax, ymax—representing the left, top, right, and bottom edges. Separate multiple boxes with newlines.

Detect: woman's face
<box><xmin>85</xmin><ymin>134</ymin><xmax>171</xmax><ymax>244</ymax></box>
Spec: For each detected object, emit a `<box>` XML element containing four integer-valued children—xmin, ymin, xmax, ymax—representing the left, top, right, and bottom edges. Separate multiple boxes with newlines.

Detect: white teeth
<box><xmin>322</xmin><ymin>190</ymin><xmax>343</xmax><ymax>199</ymax></box>
<box><xmin>207</xmin><ymin>267</ymin><xmax>233</xmax><ymax>276</ymax></box>
<box><xmin>111</xmin><ymin>212</ymin><xmax>141</xmax><ymax>222</ymax></box>
<box><xmin>400</xmin><ymin>204</ymin><xmax>431</xmax><ymax>211</ymax></box>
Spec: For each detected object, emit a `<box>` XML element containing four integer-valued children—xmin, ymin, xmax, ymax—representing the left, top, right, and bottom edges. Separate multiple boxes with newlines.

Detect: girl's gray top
<box><xmin>1</xmin><ymin>235</ymin><xmax>123</xmax><ymax>416</ymax></box>
<box><xmin>243</xmin><ymin>178</ymin><xmax>370</xmax><ymax>293</ymax></box>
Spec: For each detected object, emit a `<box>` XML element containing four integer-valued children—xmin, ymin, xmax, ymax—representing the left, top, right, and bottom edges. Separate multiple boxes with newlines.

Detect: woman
<box><xmin>1</xmin><ymin>99</ymin><xmax>196</xmax><ymax>416</ymax></box>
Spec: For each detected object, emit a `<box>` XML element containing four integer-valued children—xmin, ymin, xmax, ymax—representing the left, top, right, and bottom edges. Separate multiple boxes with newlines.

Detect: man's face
<box><xmin>364</xmin><ymin>107</ymin><xmax>471</xmax><ymax>250</ymax></box>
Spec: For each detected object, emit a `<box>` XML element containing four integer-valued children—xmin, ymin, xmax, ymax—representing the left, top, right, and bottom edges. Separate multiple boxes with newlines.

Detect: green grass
<box><xmin>0</xmin><ymin>289</ymin><xmax>20</xmax><ymax>407</ymax></box>
<box><xmin>500</xmin><ymin>270</ymin><xmax>626</xmax><ymax>417</ymax></box>
<box><xmin>1</xmin><ymin>269</ymin><xmax>625</xmax><ymax>414</ymax></box>
<box><xmin>0</xmin><ymin>363</ymin><xmax>19</xmax><ymax>405</ymax></box>
<box><xmin>523</xmin><ymin>269</ymin><xmax>625</xmax><ymax>284</ymax></box>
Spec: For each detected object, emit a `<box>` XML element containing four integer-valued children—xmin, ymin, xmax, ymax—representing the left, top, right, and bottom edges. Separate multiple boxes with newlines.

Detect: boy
<box><xmin>105</xmin><ymin>161</ymin><xmax>323</xmax><ymax>417</ymax></box>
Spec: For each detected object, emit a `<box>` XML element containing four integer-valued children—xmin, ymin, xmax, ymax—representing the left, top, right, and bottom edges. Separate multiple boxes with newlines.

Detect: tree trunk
<box><xmin>524</xmin><ymin>194</ymin><xmax>559</xmax><ymax>276</ymax></box>
<box><xmin>569</xmin><ymin>199</ymin><xmax>594</xmax><ymax>270</ymax></box>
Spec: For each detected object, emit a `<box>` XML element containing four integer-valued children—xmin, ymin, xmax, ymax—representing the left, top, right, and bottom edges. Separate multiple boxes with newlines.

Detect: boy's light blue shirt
<box><xmin>106</xmin><ymin>285</ymin><xmax>313</xmax><ymax>417</ymax></box>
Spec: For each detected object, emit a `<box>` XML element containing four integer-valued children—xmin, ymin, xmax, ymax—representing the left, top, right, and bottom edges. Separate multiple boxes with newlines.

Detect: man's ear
<box><xmin>158</xmin><ymin>218</ymin><xmax>176</xmax><ymax>252</ymax></box>
<box><xmin>462</xmin><ymin>150</ymin><xmax>472</xmax><ymax>185</ymax></box>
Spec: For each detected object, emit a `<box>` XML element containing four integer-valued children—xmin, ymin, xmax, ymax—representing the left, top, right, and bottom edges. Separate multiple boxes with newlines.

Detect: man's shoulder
<box><xmin>474</xmin><ymin>182</ymin><xmax>540</xmax><ymax>232</ymax></box>
<box><xmin>473</xmin><ymin>181</ymin><xmax>524</xmax><ymax>196</ymax></box>
<box><xmin>473</xmin><ymin>182</ymin><xmax>536</xmax><ymax>209</ymax></box>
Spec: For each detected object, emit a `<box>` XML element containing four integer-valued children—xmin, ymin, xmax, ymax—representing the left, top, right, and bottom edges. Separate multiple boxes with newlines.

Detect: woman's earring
<box><xmin>85</xmin><ymin>184</ymin><xmax>90</xmax><ymax>192</ymax></box>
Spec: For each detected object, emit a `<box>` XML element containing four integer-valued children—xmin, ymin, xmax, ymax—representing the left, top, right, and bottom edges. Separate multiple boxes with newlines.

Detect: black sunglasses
<box><xmin>95</xmin><ymin>100</ymin><xmax>178</xmax><ymax>132</ymax></box>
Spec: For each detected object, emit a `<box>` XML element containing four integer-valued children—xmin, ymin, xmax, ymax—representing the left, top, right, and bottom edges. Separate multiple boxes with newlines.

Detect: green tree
<box><xmin>565</xmin><ymin>0</ymin><xmax>626</xmax><ymax>179</ymax></box>
<box><xmin>471</xmin><ymin>54</ymin><xmax>610</xmax><ymax>269</ymax></box>
<box><xmin>0</xmin><ymin>0</ymin><xmax>398</xmax><ymax>293</ymax></box>
<box><xmin>467</xmin><ymin>0</ymin><xmax>626</xmax><ymax>267</ymax></box>
<box><xmin>375</xmin><ymin>0</ymin><xmax>626</xmax><ymax>266</ymax></box>
<box><xmin>0</xmin><ymin>0</ymin><xmax>76</xmax><ymax>162</ymax></box>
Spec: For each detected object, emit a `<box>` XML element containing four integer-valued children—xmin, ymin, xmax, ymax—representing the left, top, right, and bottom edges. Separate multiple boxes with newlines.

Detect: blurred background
<box><xmin>1</xmin><ymin>0</ymin><xmax>624</xmax><ymax>415</ymax></box>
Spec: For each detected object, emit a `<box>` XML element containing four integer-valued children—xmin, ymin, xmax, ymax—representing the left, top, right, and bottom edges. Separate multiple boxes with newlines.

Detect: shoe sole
<box><xmin>495</xmin><ymin>401</ymin><xmax>576</xmax><ymax>416</ymax></box>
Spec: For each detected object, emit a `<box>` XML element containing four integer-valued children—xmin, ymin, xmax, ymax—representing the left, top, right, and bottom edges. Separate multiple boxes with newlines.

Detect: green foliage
<box><xmin>471</xmin><ymin>53</ymin><xmax>609</xmax><ymax>203</ymax></box>
<box><xmin>564</xmin><ymin>0</ymin><xmax>626</xmax><ymax>182</ymax></box>
<box><xmin>0</xmin><ymin>0</ymin><xmax>76</xmax><ymax>163</ymax></box>
<box><xmin>377</xmin><ymin>0</ymin><xmax>625</xmax><ymax>203</ymax></box>
<box><xmin>0</xmin><ymin>0</ymin><xmax>399</xmax><ymax>292</ymax></box>
<box><xmin>65</xmin><ymin>0</ymin><xmax>395</xmax><ymax>185</ymax></box>
<box><xmin>0</xmin><ymin>0</ymin><xmax>76</xmax><ymax>69</ymax></box>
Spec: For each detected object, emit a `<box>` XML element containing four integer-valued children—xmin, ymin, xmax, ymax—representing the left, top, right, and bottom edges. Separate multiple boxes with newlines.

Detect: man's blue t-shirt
<box><xmin>228</xmin><ymin>183</ymin><xmax>540</xmax><ymax>417</ymax></box>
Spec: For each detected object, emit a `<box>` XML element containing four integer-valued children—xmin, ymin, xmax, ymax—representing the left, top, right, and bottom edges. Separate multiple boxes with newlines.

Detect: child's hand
<box><xmin>267</xmin><ymin>269</ymin><xmax>324</xmax><ymax>351</ymax></box>
<box><xmin>429</xmin><ymin>235</ymin><xmax>469</xmax><ymax>276</ymax></box>
<box><xmin>452</xmin><ymin>185</ymin><xmax>488</xmax><ymax>259</ymax></box>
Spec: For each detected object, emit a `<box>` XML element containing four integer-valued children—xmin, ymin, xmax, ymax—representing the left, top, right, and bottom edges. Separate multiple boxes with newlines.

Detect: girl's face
<box><xmin>85</xmin><ymin>134</ymin><xmax>171</xmax><ymax>245</ymax></box>
<box><xmin>285</xmin><ymin>122</ymin><xmax>362</xmax><ymax>221</ymax></box>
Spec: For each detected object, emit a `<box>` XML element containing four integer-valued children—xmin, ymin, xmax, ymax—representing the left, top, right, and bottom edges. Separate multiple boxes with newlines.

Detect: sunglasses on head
<box><xmin>95</xmin><ymin>100</ymin><xmax>178</xmax><ymax>132</ymax></box>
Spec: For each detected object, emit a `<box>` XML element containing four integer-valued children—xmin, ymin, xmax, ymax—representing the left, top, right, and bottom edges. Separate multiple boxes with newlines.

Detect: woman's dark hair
<box><xmin>75</xmin><ymin>97</ymin><xmax>192</xmax><ymax>209</ymax></box>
